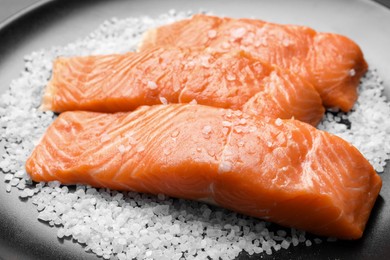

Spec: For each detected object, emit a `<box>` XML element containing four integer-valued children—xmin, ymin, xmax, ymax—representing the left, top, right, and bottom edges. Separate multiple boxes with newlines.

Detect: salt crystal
<box><xmin>234</xmin><ymin>110</ymin><xmax>242</xmax><ymax>116</ymax></box>
<box><xmin>186</xmin><ymin>60</ymin><xmax>195</xmax><ymax>68</ymax></box>
<box><xmin>202</xmin><ymin>208</ymin><xmax>212</xmax><ymax>219</ymax></box>
<box><xmin>4</xmin><ymin>173</ymin><xmax>13</xmax><ymax>181</ymax></box>
<box><xmin>165</xmin><ymin>233</ymin><xmax>173</xmax><ymax>241</ymax></box>
<box><xmin>249</xmin><ymin>126</ymin><xmax>257</xmax><ymax>133</ymax></box>
<box><xmin>38</xmin><ymin>211</ymin><xmax>52</xmax><ymax>221</ymax></box>
<box><xmin>200</xmin><ymin>55</ymin><xmax>211</xmax><ymax>68</ymax></box>
<box><xmin>207</xmin><ymin>30</ymin><xmax>217</xmax><ymax>38</ymax></box>
<box><xmin>189</xmin><ymin>99</ymin><xmax>197</xmax><ymax>105</ymax></box>
<box><xmin>275</xmin><ymin>118</ymin><xmax>283</xmax><ymax>126</ymax></box>
<box><xmin>292</xmin><ymin>237</ymin><xmax>299</xmax><ymax>246</ymax></box>
<box><xmin>147</xmin><ymin>81</ymin><xmax>158</xmax><ymax>89</ymax></box>
<box><xmin>222</xmin><ymin>121</ymin><xmax>232</xmax><ymax>127</ymax></box>
<box><xmin>151</xmin><ymin>239</ymin><xmax>161</xmax><ymax>249</ymax></box>
<box><xmin>237</xmin><ymin>239</ymin><xmax>246</xmax><ymax>248</ymax></box>
<box><xmin>218</xmin><ymin>161</ymin><xmax>232</xmax><ymax>173</ymax></box>
<box><xmin>253</xmin><ymin>246</ymin><xmax>263</xmax><ymax>254</ymax></box>
<box><xmin>17</xmin><ymin>181</ymin><xmax>26</xmax><ymax>190</ymax></box>
<box><xmin>5</xmin><ymin>184</ymin><xmax>11</xmax><ymax>193</ymax></box>
<box><xmin>57</xmin><ymin>228</ymin><xmax>65</xmax><ymax>239</ymax></box>
<box><xmin>17</xmin><ymin>189</ymin><xmax>27</xmax><ymax>198</ymax></box>
<box><xmin>226</xmin><ymin>74</ymin><xmax>236</xmax><ymax>81</ymax></box>
<box><xmin>118</xmin><ymin>145</ymin><xmax>126</xmax><ymax>153</ymax></box>
<box><xmin>170</xmin><ymin>224</ymin><xmax>180</xmax><ymax>234</ymax></box>
<box><xmin>10</xmin><ymin>178</ymin><xmax>19</xmax><ymax>186</ymax></box>
<box><xmin>202</xmin><ymin>125</ymin><xmax>212</xmax><ymax>135</ymax></box>
<box><xmin>159</xmin><ymin>96</ymin><xmax>168</xmax><ymax>105</ymax></box>
<box><xmin>100</xmin><ymin>133</ymin><xmax>110</xmax><ymax>142</ymax></box>
<box><xmin>282</xmin><ymin>38</ymin><xmax>291</xmax><ymax>47</ymax></box>
<box><xmin>231</xmin><ymin>27</ymin><xmax>246</xmax><ymax>38</ymax></box>
<box><xmin>222</xmin><ymin>127</ymin><xmax>229</xmax><ymax>135</ymax></box>
<box><xmin>349</xmin><ymin>69</ymin><xmax>356</xmax><ymax>77</ymax></box>
<box><xmin>163</xmin><ymin>148</ymin><xmax>171</xmax><ymax>155</ymax></box>
<box><xmin>37</xmin><ymin>203</ymin><xmax>45</xmax><ymax>211</ymax></box>
<box><xmin>234</xmin><ymin>126</ymin><xmax>242</xmax><ymax>133</ymax></box>
<box><xmin>15</xmin><ymin>170</ymin><xmax>25</xmax><ymax>178</ymax></box>
<box><xmin>222</xmin><ymin>42</ymin><xmax>231</xmax><ymax>49</ymax></box>
<box><xmin>281</xmin><ymin>240</ymin><xmax>290</xmax><ymax>249</ymax></box>
<box><xmin>171</xmin><ymin>130</ymin><xmax>179</xmax><ymax>138</ymax></box>
<box><xmin>136</xmin><ymin>144</ymin><xmax>145</xmax><ymax>152</ymax></box>
<box><xmin>118</xmin><ymin>237</ymin><xmax>127</xmax><ymax>245</ymax></box>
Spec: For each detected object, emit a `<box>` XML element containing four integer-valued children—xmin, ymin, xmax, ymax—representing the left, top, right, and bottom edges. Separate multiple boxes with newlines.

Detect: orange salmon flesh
<box><xmin>26</xmin><ymin>104</ymin><xmax>381</xmax><ymax>239</ymax></box>
<box><xmin>42</xmin><ymin>48</ymin><xmax>324</xmax><ymax>126</ymax></box>
<box><xmin>140</xmin><ymin>14</ymin><xmax>368</xmax><ymax>111</ymax></box>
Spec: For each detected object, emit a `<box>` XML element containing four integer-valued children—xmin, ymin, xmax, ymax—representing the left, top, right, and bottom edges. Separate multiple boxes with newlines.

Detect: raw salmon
<box><xmin>26</xmin><ymin>104</ymin><xmax>381</xmax><ymax>239</ymax></box>
<box><xmin>41</xmin><ymin>47</ymin><xmax>324</xmax><ymax>126</ymax></box>
<box><xmin>140</xmin><ymin>14</ymin><xmax>368</xmax><ymax>111</ymax></box>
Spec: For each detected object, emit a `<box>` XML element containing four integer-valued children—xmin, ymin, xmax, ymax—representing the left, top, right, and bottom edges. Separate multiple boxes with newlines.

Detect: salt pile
<box><xmin>1</xmin><ymin>10</ymin><xmax>390</xmax><ymax>260</ymax></box>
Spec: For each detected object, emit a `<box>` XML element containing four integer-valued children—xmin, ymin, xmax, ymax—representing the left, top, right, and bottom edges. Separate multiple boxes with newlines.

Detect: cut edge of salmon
<box><xmin>138</xmin><ymin>28</ymin><xmax>158</xmax><ymax>52</ymax></box>
<box><xmin>40</xmin><ymin>75</ymin><xmax>57</xmax><ymax>111</ymax></box>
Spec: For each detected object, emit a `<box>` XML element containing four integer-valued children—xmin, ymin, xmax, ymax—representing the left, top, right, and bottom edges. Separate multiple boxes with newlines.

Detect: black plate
<box><xmin>1</xmin><ymin>1</ymin><xmax>390</xmax><ymax>259</ymax></box>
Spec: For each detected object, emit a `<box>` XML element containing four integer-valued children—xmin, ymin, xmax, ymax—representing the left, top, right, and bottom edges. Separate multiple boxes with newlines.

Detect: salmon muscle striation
<box><xmin>41</xmin><ymin>48</ymin><xmax>324</xmax><ymax>126</ymax></box>
<box><xmin>139</xmin><ymin>14</ymin><xmax>368</xmax><ymax>111</ymax></box>
<box><xmin>26</xmin><ymin>104</ymin><xmax>381</xmax><ymax>239</ymax></box>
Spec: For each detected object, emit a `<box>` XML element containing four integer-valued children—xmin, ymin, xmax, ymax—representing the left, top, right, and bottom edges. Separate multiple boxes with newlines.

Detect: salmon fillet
<box><xmin>41</xmin><ymin>48</ymin><xmax>324</xmax><ymax>126</ymax></box>
<box><xmin>26</xmin><ymin>104</ymin><xmax>381</xmax><ymax>239</ymax></box>
<box><xmin>139</xmin><ymin>14</ymin><xmax>368</xmax><ymax>111</ymax></box>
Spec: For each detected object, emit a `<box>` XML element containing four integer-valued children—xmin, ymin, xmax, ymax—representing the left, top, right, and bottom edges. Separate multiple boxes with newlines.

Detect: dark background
<box><xmin>1</xmin><ymin>0</ymin><xmax>390</xmax><ymax>26</ymax></box>
<box><xmin>0</xmin><ymin>1</ymin><xmax>390</xmax><ymax>260</ymax></box>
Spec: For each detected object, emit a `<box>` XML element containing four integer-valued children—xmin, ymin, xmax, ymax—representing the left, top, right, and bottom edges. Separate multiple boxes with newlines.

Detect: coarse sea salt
<box><xmin>207</xmin><ymin>29</ymin><xmax>217</xmax><ymax>38</ymax></box>
<box><xmin>159</xmin><ymin>96</ymin><xmax>168</xmax><ymax>105</ymax></box>
<box><xmin>147</xmin><ymin>80</ymin><xmax>158</xmax><ymax>90</ymax></box>
<box><xmin>202</xmin><ymin>125</ymin><xmax>212</xmax><ymax>135</ymax></box>
<box><xmin>0</xmin><ymin>10</ymin><xmax>389</xmax><ymax>260</ymax></box>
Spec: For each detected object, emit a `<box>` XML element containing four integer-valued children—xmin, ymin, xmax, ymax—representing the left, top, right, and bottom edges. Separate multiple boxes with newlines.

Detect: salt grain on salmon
<box><xmin>41</xmin><ymin>47</ymin><xmax>324</xmax><ymax>126</ymax></box>
<box><xmin>208</xmin><ymin>30</ymin><xmax>217</xmax><ymax>38</ymax></box>
<box><xmin>222</xmin><ymin>121</ymin><xmax>232</xmax><ymax>127</ymax></box>
<box><xmin>159</xmin><ymin>96</ymin><xmax>168</xmax><ymax>105</ymax></box>
<box><xmin>226</xmin><ymin>74</ymin><xmax>236</xmax><ymax>81</ymax></box>
<box><xmin>202</xmin><ymin>125</ymin><xmax>212</xmax><ymax>135</ymax></box>
<box><xmin>26</xmin><ymin>104</ymin><xmax>381</xmax><ymax>239</ymax></box>
<box><xmin>147</xmin><ymin>81</ymin><xmax>158</xmax><ymax>90</ymax></box>
<box><xmin>118</xmin><ymin>145</ymin><xmax>126</xmax><ymax>153</ymax></box>
<box><xmin>231</xmin><ymin>28</ymin><xmax>247</xmax><ymax>39</ymax></box>
<box><xmin>100</xmin><ymin>133</ymin><xmax>110</xmax><ymax>143</ymax></box>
